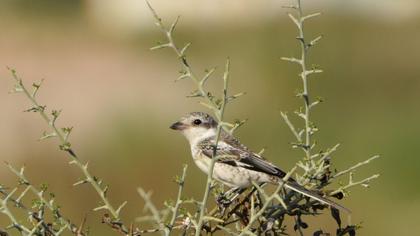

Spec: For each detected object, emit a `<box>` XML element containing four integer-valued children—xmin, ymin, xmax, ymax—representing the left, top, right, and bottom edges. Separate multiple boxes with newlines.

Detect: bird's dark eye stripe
<box><xmin>193</xmin><ymin>119</ymin><xmax>202</xmax><ymax>125</ymax></box>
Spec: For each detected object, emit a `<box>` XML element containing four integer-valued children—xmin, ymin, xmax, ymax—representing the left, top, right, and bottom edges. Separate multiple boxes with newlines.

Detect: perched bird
<box><xmin>170</xmin><ymin>112</ymin><xmax>350</xmax><ymax>213</ymax></box>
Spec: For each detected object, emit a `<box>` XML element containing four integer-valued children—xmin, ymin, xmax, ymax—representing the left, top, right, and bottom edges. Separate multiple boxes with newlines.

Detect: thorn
<box><xmin>169</xmin><ymin>15</ymin><xmax>180</xmax><ymax>34</ymax></box>
<box><xmin>129</xmin><ymin>223</ymin><xmax>134</xmax><ymax>235</ymax></box>
<box><xmin>200</xmin><ymin>67</ymin><xmax>216</xmax><ymax>87</ymax></box>
<box><xmin>308</xmin><ymin>35</ymin><xmax>323</xmax><ymax>47</ymax></box>
<box><xmin>73</xmin><ymin>179</ymin><xmax>89</xmax><ymax>187</ymax></box>
<box><xmin>116</xmin><ymin>201</ymin><xmax>128</xmax><ymax>216</ymax></box>
<box><xmin>77</xmin><ymin>215</ymin><xmax>87</xmax><ymax>236</ymax></box>
<box><xmin>180</xmin><ymin>43</ymin><xmax>192</xmax><ymax>56</ymax></box>
<box><xmin>175</xmin><ymin>73</ymin><xmax>190</xmax><ymax>82</ymax></box>
<box><xmin>302</xmin><ymin>12</ymin><xmax>322</xmax><ymax>22</ymax></box>
<box><xmin>150</xmin><ymin>43</ymin><xmax>170</xmax><ymax>51</ymax></box>
<box><xmin>93</xmin><ymin>205</ymin><xmax>108</xmax><ymax>212</ymax></box>
<box><xmin>4</xmin><ymin>188</ymin><xmax>18</xmax><ymax>202</ymax></box>
<box><xmin>281</xmin><ymin>57</ymin><xmax>302</xmax><ymax>64</ymax></box>
<box><xmin>282</xmin><ymin>5</ymin><xmax>298</xmax><ymax>10</ymax></box>
<box><xmin>287</xmin><ymin>13</ymin><xmax>300</xmax><ymax>27</ymax></box>
<box><xmin>102</xmin><ymin>186</ymin><xmax>109</xmax><ymax>197</ymax></box>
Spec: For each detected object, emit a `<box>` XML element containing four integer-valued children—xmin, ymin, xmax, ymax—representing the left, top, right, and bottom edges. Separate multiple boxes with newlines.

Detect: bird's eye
<box><xmin>193</xmin><ymin>119</ymin><xmax>202</xmax><ymax>125</ymax></box>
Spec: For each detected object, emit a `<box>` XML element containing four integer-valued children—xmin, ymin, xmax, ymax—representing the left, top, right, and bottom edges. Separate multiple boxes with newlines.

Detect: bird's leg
<box><xmin>216</xmin><ymin>187</ymin><xmax>244</xmax><ymax>215</ymax></box>
<box><xmin>226</xmin><ymin>187</ymin><xmax>246</xmax><ymax>201</ymax></box>
<box><xmin>216</xmin><ymin>187</ymin><xmax>238</xmax><ymax>206</ymax></box>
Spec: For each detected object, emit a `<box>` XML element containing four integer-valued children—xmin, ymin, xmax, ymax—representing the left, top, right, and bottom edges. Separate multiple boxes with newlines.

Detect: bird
<box><xmin>170</xmin><ymin>112</ymin><xmax>350</xmax><ymax>213</ymax></box>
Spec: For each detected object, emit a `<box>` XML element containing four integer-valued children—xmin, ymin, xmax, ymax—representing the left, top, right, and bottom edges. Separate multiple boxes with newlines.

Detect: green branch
<box><xmin>167</xmin><ymin>165</ymin><xmax>188</xmax><ymax>234</ymax></box>
<box><xmin>146</xmin><ymin>2</ymin><xmax>241</xmax><ymax>235</ymax></box>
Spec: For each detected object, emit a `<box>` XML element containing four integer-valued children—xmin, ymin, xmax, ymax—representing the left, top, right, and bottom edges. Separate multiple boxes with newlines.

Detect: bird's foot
<box><xmin>216</xmin><ymin>194</ymin><xmax>233</xmax><ymax>207</ymax></box>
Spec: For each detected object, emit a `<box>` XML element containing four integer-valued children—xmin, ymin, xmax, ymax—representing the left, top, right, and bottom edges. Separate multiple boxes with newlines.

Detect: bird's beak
<box><xmin>170</xmin><ymin>121</ymin><xmax>186</xmax><ymax>131</ymax></box>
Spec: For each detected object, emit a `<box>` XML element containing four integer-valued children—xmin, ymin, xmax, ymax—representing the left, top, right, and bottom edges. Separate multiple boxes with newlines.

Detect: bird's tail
<box><xmin>284</xmin><ymin>181</ymin><xmax>351</xmax><ymax>213</ymax></box>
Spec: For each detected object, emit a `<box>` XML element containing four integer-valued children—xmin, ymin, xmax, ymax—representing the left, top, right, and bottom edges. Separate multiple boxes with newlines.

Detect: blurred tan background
<box><xmin>1</xmin><ymin>0</ymin><xmax>420</xmax><ymax>235</ymax></box>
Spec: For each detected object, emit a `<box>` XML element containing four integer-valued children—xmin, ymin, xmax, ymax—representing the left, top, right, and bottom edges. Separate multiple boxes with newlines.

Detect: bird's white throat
<box><xmin>181</xmin><ymin>127</ymin><xmax>217</xmax><ymax>147</ymax></box>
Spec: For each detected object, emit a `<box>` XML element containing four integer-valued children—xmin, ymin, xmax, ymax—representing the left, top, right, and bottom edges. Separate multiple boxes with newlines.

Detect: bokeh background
<box><xmin>1</xmin><ymin>0</ymin><xmax>419</xmax><ymax>235</ymax></box>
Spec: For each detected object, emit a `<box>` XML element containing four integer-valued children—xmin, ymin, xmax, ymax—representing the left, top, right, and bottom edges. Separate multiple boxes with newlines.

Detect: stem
<box><xmin>296</xmin><ymin>0</ymin><xmax>312</xmax><ymax>161</ymax></box>
<box><xmin>166</xmin><ymin>165</ymin><xmax>188</xmax><ymax>235</ymax></box>
<box><xmin>332</xmin><ymin>155</ymin><xmax>380</xmax><ymax>179</ymax></box>
<box><xmin>195</xmin><ymin>60</ymin><xmax>230</xmax><ymax>236</ymax></box>
<box><xmin>6</xmin><ymin>164</ymin><xmax>75</xmax><ymax>234</ymax></box>
<box><xmin>146</xmin><ymin>4</ymin><xmax>236</xmax><ymax>234</ymax></box>
<box><xmin>146</xmin><ymin>1</ymin><xmax>220</xmax><ymax>115</ymax></box>
<box><xmin>137</xmin><ymin>188</ymin><xmax>165</xmax><ymax>236</ymax></box>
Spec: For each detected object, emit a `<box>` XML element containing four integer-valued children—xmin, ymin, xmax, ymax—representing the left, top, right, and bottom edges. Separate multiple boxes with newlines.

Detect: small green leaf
<box><xmin>31</xmin><ymin>79</ymin><xmax>44</xmax><ymax>97</ymax></box>
<box><xmin>40</xmin><ymin>183</ymin><xmax>48</xmax><ymax>192</ymax></box>
<box><xmin>59</xmin><ymin>142</ymin><xmax>71</xmax><ymax>151</ymax></box>
<box><xmin>10</xmin><ymin>84</ymin><xmax>23</xmax><ymax>93</ymax></box>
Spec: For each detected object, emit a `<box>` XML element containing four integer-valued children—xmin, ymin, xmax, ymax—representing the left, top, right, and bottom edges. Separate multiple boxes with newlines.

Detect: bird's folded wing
<box><xmin>198</xmin><ymin>138</ymin><xmax>287</xmax><ymax>178</ymax></box>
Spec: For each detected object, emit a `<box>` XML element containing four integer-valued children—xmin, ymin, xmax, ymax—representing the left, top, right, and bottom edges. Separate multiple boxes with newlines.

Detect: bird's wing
<box><xmin>198</xmin><ymin>135</ymin><xmax>287</xmax><ymax>178</ymax></box>
<box><xmin>199</xmin><ymin>133</ymin><xmax>351</xmax><ymax>213</ymax></box>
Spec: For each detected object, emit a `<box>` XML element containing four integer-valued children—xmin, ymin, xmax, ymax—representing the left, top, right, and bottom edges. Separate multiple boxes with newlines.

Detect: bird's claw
<box><xmin>216</xmin><ymin>193</ymin><xmax>233</xmax><ymax>215</ymax></box>
<box><xmin>216</xmin><ymin>194</ymin><xmax>233</xmax><ymax>207</ymax></box>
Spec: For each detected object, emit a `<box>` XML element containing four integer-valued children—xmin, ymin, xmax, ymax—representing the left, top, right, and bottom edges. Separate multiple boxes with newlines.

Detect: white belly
<box><xmin>191</xmin><ymin>148</ymin><xmax>274</xmax><ymax>188</ymax></box>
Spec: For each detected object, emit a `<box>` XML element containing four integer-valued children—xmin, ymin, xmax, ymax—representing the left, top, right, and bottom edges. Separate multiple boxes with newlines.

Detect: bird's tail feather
<box><xmin>284</xmin><ymin>181</ymin><xmax>351</xmax><ymax>213</ymax></box>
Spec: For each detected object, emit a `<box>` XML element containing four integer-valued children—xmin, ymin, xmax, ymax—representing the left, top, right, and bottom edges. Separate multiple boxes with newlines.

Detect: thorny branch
<box><xmin>8</xmin><ymin>69</ymin><xmax>130</xmax><ymax>234</ymax></box>
<box><xmin>0</xmin><ymin>164</ymin><xmax>85</xmax><ymax>235</ymax></box>
<box><xmin>278</xmin><ymin>0</ymin><xmax>380</xmax><ymax>234</ymax></box>
<box><xmin>147</xmin><ymin>2</ymin><xmax>244</xmax><ymax>235</ymax></box>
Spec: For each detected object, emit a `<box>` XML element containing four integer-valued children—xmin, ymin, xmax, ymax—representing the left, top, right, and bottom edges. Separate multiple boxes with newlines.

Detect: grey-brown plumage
<box><xmin>170</xmin><ymin>112</ymin><xmax>350</xmax><ymax>213</ymax></box>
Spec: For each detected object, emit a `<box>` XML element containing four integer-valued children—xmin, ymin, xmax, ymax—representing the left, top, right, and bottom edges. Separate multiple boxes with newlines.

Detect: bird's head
<box><xmin>170</xmin><ymin>112</ymin><xmax>218</xmax><ymax>144</ymax></box>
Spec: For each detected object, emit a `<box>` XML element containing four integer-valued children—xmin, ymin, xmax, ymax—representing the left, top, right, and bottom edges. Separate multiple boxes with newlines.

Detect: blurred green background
<box><xmin>0</xmin><ymin>0</ymin><xmax>419</xmax><ymax>235</ymax></box>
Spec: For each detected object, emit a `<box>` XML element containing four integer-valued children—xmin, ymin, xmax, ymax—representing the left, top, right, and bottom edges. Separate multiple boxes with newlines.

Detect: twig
<box><xmin>332</xmin><ymin>155</ymin><xmax>380</xmax><ymax>179</ymax></box>
<box><xmin>167</xmin><ymin>165</ymin><xmax>188</xmax><ymax>235</ymax></box>
<box><xmin>146</xmin><ymin>1</ymin><xmax>219</xmax><ymax>119</ymax></box>
<box><xmin>297</xmin><ymin>0</ymin><xmax>314</xmax><ymax>160</ymax></box>
<box><xmin>330</xmin><ymin>173</ymin><xmax>380</xmax><ymax>196</ymax></box>
<box><xmin>137</xmin><ymin>188</ymin><xmax>165</xmax><ymax>235</ymax></box>
<box><xmin>0</xmin><ymin>188</ymin><xmax>32</xmax><ymax>235</ymax></box>
<box><xmin>146</xmin><ymin>3</ymin><xmax>239</xmax><ymax>235</ymax></box>
<box><xmin>194</xmin><ymin>60</ymin><xmax>230</xmax><ymax>236</ymax></box>
<box><xmin>280</xmin><ymin>112</ymin><xmax>302</xmax><ymax>142</ymax></box>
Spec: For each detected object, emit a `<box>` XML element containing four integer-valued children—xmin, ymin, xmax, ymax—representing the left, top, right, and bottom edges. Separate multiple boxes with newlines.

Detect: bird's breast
<box><xmin>191</xmin><ymin>148</ymin><xmax>211</xmax><ymax>175</ymax></box>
